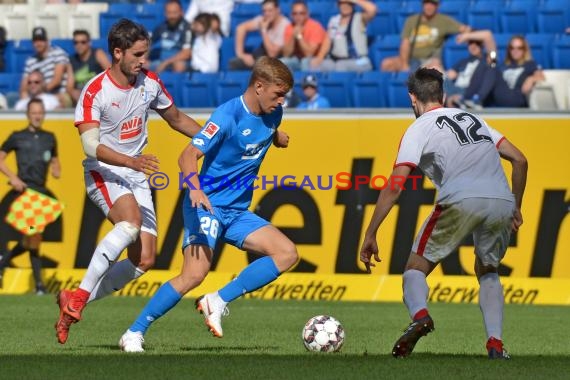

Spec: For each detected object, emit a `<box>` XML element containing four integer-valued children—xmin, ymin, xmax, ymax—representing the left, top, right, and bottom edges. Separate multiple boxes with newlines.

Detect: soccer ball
<box><xmin>302</xmin><ymin>315</ymin><xmax>345</xmax><ymax>352</ymax></box>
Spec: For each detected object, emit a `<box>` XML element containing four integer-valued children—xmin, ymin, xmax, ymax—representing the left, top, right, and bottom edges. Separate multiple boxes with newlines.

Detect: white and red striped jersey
<box><xmin>74</xmin><ymin>69</ymin><xmax>173</xmax><ymax>158</ymax></box>
<box><xmin>395</xmin><ymin>107</ymin><xmax>514</xmax><ymax>204</ymax></box>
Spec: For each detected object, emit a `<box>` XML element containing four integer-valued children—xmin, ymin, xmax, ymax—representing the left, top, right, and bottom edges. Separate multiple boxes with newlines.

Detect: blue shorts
<box><xmin>182</xmin><ymin>194</ymin><xmax>270</xmax><ymax>250</ymax></box>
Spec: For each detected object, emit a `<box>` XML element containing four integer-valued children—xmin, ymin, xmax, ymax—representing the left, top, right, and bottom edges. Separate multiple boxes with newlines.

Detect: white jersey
<box><xmin>395</xmin><ymin>107</ymin><xmax>514</xmax><ymax>204</ymax></box>
<box><xmin>74</xmin><ymin>69</ymin><xmax>173</xmax><ymax>158</ymax></box>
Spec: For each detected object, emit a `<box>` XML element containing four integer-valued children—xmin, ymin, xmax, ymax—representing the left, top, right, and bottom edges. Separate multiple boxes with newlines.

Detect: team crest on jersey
<box><xmin>202</xmin><ymin>122</ymin><xmax>220</xmax><ymax>139</ymax></box>
<box><xmin>140</xmin><ymin>87</ymin><xmax>150</xmax><ymax>102</ymax></box>
<box><xmin>120</xmin><ymin>116</ymin><xmax>143</xmax><ymax>140</ymax></box>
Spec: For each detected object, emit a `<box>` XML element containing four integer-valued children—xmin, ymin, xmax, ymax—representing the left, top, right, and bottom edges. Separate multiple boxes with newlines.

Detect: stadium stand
<box><xmin>2</xmin><ymin>0</ymin><xmax>570</xmax><ymax>109</ymax></box>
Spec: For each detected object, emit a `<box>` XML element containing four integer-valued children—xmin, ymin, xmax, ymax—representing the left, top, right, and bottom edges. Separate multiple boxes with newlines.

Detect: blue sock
<box><xmin>129</xmin><ymin>281</ymin><xmax>181</xmax><ymax>334</ymax></box>
<box><xmin>218</xmin><ymin>256</ymin><xmax>280</xmax><ymax>302</ymax></box>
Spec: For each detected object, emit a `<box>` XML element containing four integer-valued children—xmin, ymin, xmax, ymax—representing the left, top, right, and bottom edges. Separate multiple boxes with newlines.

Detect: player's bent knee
<box><xmin>277</xmin><ymin>243</ymin><xmax>299</xmax><ymax>271</ymax></box>
<box><xmin>116</xmin><ymin>221</ymin><xmax>140</xmax><ymax>244</ymax></box>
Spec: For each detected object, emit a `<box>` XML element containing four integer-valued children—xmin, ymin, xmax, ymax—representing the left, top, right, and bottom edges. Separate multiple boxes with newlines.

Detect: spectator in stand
<box><xmin>190</xmin><ymin>13</ymin><xmax>223</xmax><ymax>73</ymax></box>
<box><xmin>229</xmin><ymin>0</ymin><xmax>290</xmax><ymax>70</ymax></box>
<box><xmin>297</xmin><ymin>74</ymin><xmax>330</xmax><ymax>109</ymax></box>
<box><xmin>15</xmin><ymin>70</ymin><xmax>61</xmax><ymax>111</ymax></box>
<box><xmin>315</xmin><ymin>0</ymin><xmax>377</xmax><ymax>72</ymax></box>
<box><xmin>461</xmin><ymin>35</ymin><xmax>545</xmax><ymax>109</ymax></box>
<box><xmin>185</xmin><ymin>0</ymin><xmax>234</xmax><ymax>37</ymax></box>
<box><xmin>150</xmin><ymin>0</ymin><xmax>193</xmax><ymax>73</ymax></box>
<box><xmin>381</xmin><ymin>0</ymin><xmax>495</xmax><ymax>73</ymax></box>
<box><xmin>444</xmin><ymin>39</ymin><xmax>489</xmax><ymax>108</ymax></box>
<box><xmin>280</xmin><ymin>1</ymin><xmax>329</xmax><ymax>71</ymax></box>
<box><xmin>19</xmin><ymin>27</ymin><xmax>70</xmax><ymax>107</ymax></box>
<box><xmin>67</xmin><ymin>30</ymin><xmax>111</xmax><ymax>106</ymax></box>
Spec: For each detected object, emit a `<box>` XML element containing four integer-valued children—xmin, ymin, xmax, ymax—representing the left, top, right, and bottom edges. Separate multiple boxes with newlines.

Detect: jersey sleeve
<box><xmin>485</xmin><ymin>123</ymin><xmax>506</xmax><ymax>148</ymax></box>
<box><xmin>74</xmin><ymin>88</ymin><xmax>102</xmax><ymax>126</ymax></box>
<box><xmin>394</xmin><ymin>124</ymin><xmax>426</xmax><ymax>168</ymax></box>
<box><xmin>191</xmin><ymin>110</ymin><xmax>229</xmax><ymax>155</ymax></box>
<box><xmin>150</xmin><ymin>76</ymin><xmax>174</xmax><ymax>110</ymax></box>
<box><xmin>0</xmin><ymin>132</ymin><xmax>16</xmax><ymax>153</ymax></box>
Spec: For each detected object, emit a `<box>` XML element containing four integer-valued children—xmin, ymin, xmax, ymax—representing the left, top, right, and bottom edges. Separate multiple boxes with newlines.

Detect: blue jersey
<box><xmin>191</xmin><ymin>96</ymin><xmax>282</xmax><ymax>210</ymax></box>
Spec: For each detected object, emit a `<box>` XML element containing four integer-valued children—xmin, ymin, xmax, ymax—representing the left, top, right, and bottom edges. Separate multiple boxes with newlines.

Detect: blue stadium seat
<box><xmin>8</xmin><ymin>40</ymin><xmax>34</xmax><ymax>75</ymax></box>
<box><xmin>370</xmin><ymin>34</ymin><xmax>401</xmax><ymax>70</ymax></box>
<box><xmin>219</xmin><ymin>37</ymin><xmax>235</xmax><ymax>71</ymax></box>
<box><xmin>536</xmin><ymin>7</ymin><xmax>569</xmax><ymax>34</ymax></box>
<box><xmin>136</xmin><ymin>13</ymin><xmax>163</xmax><ymax>33</ymax></box>
<box><xmin>499</xmin><ymin>8</ymin><xmax>534</xmax><ymax>34</ymax></box>
<box><xmin>0</xmin><ymin>73</ymin><xmax>22</xmax><ymax>94</ymax></box>
<box><xmin>157</xmin><ymin>72</ymin><xmax>186</xmax><ymax>104</ymax></box>
<box><xmin>552</xmin><ymin>36</ymin><xmax>570</xmax><ymax>69</ymax></box>
<box><xmin>526</xmin><ymin>33</ymin><xmax>554</xmax><ymax>69</ymax></box>
<box><xmin>230</xmin><ymin>3</ymin><xmax>260</xmax><ymax>34</ymax></box>
<box><xmin>493</xmin><ymin>33</ymin><xmax>512</xmax><ymax>63</ymax></box>
<box><xmin>182</xmin><ymin>73</ymin><xmax>218</xmax><ymax>108</ymax></box>
<box><xmin>100</xmin><ymin>13</ymin><xmax>125</xmax><ymax>43</ymax></box>
<box><xmin>216</xmin><ymin>71</ymin><xmax>249</xmax><ymax>104</ymax></box>
<box><xmin>52</xmin><ymin>39</ymin><xmax>74</xmax><ymax>56</ymax></box>
<box><xmin>438</xmin><ymin>1</ymin><xmax>468</xmax><ymax>24</ymax></box>
<box><xmin>443</xmin><ymin>38</ymin><xmax>469</xmax><ymax>70</ymax></box>
<box><xmin>395</xmin><ymin>3</ymin><xmax>422</xmax><ymax>34</ymax></box>
<box><xmin>467</xmin><ymin>1</ymin><xmax>500</xmax><ymax>32</ymax></box>
<box><xmin>108</xmin><ymin>3</ymin><xmax>137</xmax><ymax>16</ymax></box>
<box><xmin>306</xmin><ymin>2</ymin><xmax>334</xmax><ymax>27</ymax></box>
<box><xmin>318</xmin><ymin>76</ymin><xmax>352</xmax><ymax>107</ymax></box>
<box><xmin>367</xmin><ymin>9</ymin><xmax>397</xmax><ymax>37</ymax></box>
<box><xmin>352</xmin><ymin>72</ymin><xmax>388</xmax><ymax>108</ymax></box>
<box><xmin>386</xmin><ymin>72</ymin><xmax>411</xmax><ymax>108</ymax></box>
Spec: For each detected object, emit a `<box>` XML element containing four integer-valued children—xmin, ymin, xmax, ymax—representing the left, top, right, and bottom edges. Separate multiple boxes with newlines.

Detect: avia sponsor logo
<box><xmin>120</xmin><ymin>116</ymin><xmax>143</xmax><ymax>140</ymax></box>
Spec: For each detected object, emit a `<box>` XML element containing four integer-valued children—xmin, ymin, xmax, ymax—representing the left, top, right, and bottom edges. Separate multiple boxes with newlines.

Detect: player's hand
<box><xmin>189</xmin><ymin>189</ymin><xmax>213</xmax><ymax>214</ymax></box>
<box><xmin>129</xmin><ymin>154</ymin><xmax>160</xmax><ymax>175</ymax></box>
<box><xmin>9</xmin><ymin>177</ymin><xmax>27</xmax><ymax>192</ymax></box>
<box><xmin>512</xmin><ymin>208</ymin><xmax>523</xmax><ymax>232</ymax></box>
<box><xmin>273</xmin><ymin>130</ymin><xmax>289</xmax><ymax>148</ymax></box>
<box><xmin>360</xmin><ymin>235</ymin><xmax>381</xmax><ymax>274</ymax></box>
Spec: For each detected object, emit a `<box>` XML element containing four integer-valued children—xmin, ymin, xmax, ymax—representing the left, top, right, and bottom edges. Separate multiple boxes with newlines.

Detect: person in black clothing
<box><xmin>0</xmin><ymin>98</ymin><xmax>61</xmax><ymax>294</ymax></box>
<box><xmin>67</xmin><ymin>30</ymin><xmax>111</xmax><ymax>106</ymax></box>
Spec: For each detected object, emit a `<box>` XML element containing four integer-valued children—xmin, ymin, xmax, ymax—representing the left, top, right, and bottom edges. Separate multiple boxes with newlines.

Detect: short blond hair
<box><xmin>249</xmin><ymin>56</ymin><xmax>294</xmax><ymax>90</ymax></box>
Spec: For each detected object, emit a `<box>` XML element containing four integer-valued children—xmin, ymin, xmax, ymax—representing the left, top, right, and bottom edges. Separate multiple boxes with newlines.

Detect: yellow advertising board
<box><xmin>0</xmin><ymin>112</ymin><xmax>568</xmax><ymax>301</ymax></box>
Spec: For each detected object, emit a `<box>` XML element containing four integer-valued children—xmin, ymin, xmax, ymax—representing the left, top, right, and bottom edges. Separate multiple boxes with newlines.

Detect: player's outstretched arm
<box><xmin>497</xmin><ymin>138</ymin><xmax>528</xmax><ymax>231</ymax></box>
<box><xmin>360</xmin><ymin>165</ymin><xmax>411</xmax><ymax>272</ymax></box>
<box><xmin>78</xmin><ymin>122</ymin><xmax>159</xmax><ymax>175</ymax></box>
<box><xmin>157</xmin><ymin>104</ymin><xmax>202</xmax><ymax>138</ymax></box>
<box><xmin>178</xmin><ymin>143</ymin><xmax>212</xmax><ymax>213</ymax></box>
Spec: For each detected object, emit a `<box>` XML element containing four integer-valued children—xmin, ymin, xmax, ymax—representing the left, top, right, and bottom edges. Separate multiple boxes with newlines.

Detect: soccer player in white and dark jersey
<box><xmin>360</xmin><ymin>68</ymin><xmax>528</xmax><ymax>359</ymax></box>
<box><xmin>117</xmin><ymin>57</ymin><xmax>298</xmax><ymax>352</ymax></box>
<box><xmin>55</xmin><ymin>18</ymin><xmax>202</xmax><ymax>345</ymax></box>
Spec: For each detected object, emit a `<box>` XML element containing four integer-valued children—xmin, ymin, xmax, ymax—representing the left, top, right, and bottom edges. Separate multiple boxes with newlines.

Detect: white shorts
<box><xmin>83</xmin><ymin>160</ymin><xmax>157</xmax><ymax>236</ymax></box>
<box><xmin>411</xmin><ymin>198</ymin><xmax>515</xmax><ymax>267</ymax></box>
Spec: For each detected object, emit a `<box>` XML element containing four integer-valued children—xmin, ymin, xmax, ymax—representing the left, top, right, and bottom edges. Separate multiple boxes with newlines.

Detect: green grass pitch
<box><xmin>1</xmin><ymin>295</ymin><xmax>569</xmax><ymax>379</ymax></box>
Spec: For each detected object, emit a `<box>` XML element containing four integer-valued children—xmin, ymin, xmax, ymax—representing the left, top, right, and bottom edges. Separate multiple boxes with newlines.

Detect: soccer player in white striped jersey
<box><xmin>55</xmin><ymin>18</ymin><xmax>202</xmax><ymax>345</ymax></box>
<box><xmin>360</xmin><ymin>68</ymin><xmax>527</xmax><ymax>359</ymax></box>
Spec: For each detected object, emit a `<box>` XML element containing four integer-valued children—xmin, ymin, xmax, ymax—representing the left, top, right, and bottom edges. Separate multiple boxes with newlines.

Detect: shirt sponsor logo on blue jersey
<box><xmin>242</xmin><ymin>143</ymin><xmax>264</xmax><ymax>160</ymax></box>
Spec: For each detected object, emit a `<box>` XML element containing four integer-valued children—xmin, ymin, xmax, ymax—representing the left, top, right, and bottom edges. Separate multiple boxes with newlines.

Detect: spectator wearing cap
<box><xmin>315</xmin><ymin>0</ymin><xmax>377</xmax><ymax>72</ymax></box>
<box><xmin>381</xmin><ymin>0</ymin><xmax>495</xmax><ymax>73</ymax></box>
<box><xmin>67</xmin><ymin>30</ymin><xmax>111</xmax><ymax>105</ymax></box>
<box><xmin>297</xmin><ymin>75</ymin><xmax>330</xmax><ymax>109</ymax></box>
<box><xmin>280</xmin><ymin>0</ymin><xmax>329</xmax><ymax>71</ymax></box>
<box><xmin>150</xmin><ymin>0</ymin><xmax>193</xmax><ymax>73</ymax></box>
<box><xmin>19</xmin><ymin>27</ymin><xmax>70</xmax><ymax>106</ymax></box>
<box><xmin>15</xmin><ymin>70</ymin><xmax>61</xmax><ymax>111</ymax></box>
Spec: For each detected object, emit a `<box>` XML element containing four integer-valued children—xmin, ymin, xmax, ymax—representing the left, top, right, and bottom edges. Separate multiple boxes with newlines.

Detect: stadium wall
<box><xmin>0</xmin><ymin>111</ymin><xmax>568</xmax><ymax>303</ymax></box>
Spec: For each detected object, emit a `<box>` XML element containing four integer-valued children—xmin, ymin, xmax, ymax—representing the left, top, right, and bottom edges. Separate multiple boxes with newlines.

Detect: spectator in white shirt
<box><xmin>15</xmin><ymin>70</ymin><xmax>61</xmax><ymax>111</ymax></box>
<box><xmin>185</xmin><ymin>0</ymin><xmax>234</xmax><ymax>37</ymax></box>
<box><xmin>190</xmin><ymin>13</ymin><xmax>223</xmax><ymax>73</ymax></box>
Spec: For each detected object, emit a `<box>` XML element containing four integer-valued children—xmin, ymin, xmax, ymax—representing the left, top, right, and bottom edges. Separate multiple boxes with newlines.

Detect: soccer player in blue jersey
<box><xmin>119</xmin><ymin>56</ymin><xmax>298</xmax><ymax>352</ymax></box>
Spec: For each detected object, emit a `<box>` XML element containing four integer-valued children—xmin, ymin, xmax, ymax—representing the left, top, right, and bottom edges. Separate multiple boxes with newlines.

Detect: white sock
<box><xmin>79</xmin><ymin>223</ymin><xmax>138</xmax><ymax>292</ymax></box>
<box><xmin>478</xmin><ymin>272</ymin><xmax>503</xmax><ymax>340</ymax></box>
<box><xmin>88</xmin><ymin>259</ymin><xmax>145</xmax><ymax>303</ymax></box>
<box><xmin>403</xmin><ymin>269</ymin><xmax>429</xmax><ymax>319</ymax></box>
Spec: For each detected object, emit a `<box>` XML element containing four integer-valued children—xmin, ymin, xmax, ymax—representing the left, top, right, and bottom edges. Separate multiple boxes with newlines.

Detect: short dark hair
<box><xmin>107</xmin><ymin>19</ymin><xmax>149</xmax><ymax>57</ymax></box>
<box><xmin>263</xmin><ymin>0</ymin><xmax>280</xmax><ymax>7</ymax></box>
<box><xmin>407</xmin><ymin>68</ymin><xmax>444</xmax><ymax>104</ymax></box>
<box><xmin>27</xmin><ymin>97</ymin><xmax>45</xmax><ymax>113</ymax></box>
<box><xmin>73</xmin><ymin>29</ymin><xmax>91</xmax><ymax>40</ymax></box>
